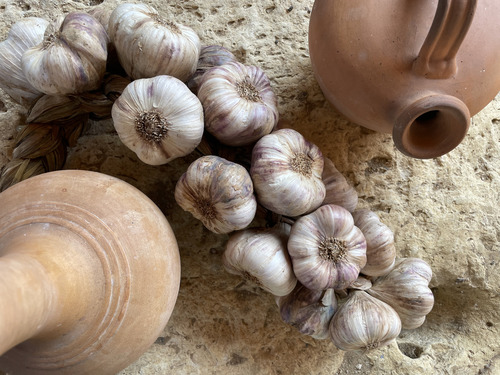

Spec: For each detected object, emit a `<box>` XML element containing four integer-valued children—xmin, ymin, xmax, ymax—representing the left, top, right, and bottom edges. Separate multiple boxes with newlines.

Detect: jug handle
<box><xmin>413</xmin><ymin>0</ymin><xmax>476</xmax><ymax>79</ymax></box>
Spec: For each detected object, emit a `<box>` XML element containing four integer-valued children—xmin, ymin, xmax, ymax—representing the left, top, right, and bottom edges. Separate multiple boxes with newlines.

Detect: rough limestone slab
<box><xmin>0</xmin><ymin>1</ymin><xmax>499</xmax><ymax>374</ymax></box>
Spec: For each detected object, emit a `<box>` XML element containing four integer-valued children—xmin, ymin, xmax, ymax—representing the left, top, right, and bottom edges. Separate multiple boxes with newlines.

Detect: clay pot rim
<box><xmin>392</xmin><ymin>94</ymin><xmax>470</xmax><ymax>159</ymax></box>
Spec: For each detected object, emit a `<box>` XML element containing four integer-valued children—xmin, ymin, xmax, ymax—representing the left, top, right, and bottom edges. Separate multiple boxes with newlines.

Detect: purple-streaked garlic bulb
<box><xmin>329</xmin><ymin>290</ymin><xmax>402</xmax><ymax>352</ymax></box>
<box><xmin>287</xmin><ymin>204</ymin><xmax>367</xmax><ymax>290</ymax></box>
<box><xmin>175</xmin><ymin>155</ymin><xmax>257</xmax><ymax>234</ymax></box>
<box><xmin>223</xmin><ymin>227</ymin><xmax>296</xmax><ymax>296</ymax></box>
<box><xmin>22</xmin><ymin>12</ymin><xmax>108</xmax><ymax>95</ymax></box>
<box><xmin>111</xmin><ymin>75</ymin><xmax>204</xmax><ymax>165</ymax></box>
<box><xmin>322</xmin><ymin>157</ymin><xmax>358</xmax><ymax>213</ymax></box>
<box><xmin>187</xmin><ymin>45</ymin><xmax>237</xmax><ymax>94</ymax></box>
<box><xmin>250</xmin><ymin>128</ymin><xmax>325</xmax><ymax>217</ymax></box>
<box><xmin>352</xmin><ymin>209</ymin><xmax>396</xmax><ymax>277</ymax></box>
<box><xmin>367</xmin><ymin>258</ymin><xmax>434</xmax><ymax>329</ymax></box>
<box><xmin>108</xmin><ymin>3</ymin><xmax>200</xmax><ymax>81</ymax></box>
<box><xmin>0</xmin><ymin>17</ymin><xmax>48</xmax><ymax>105</ymax></box>
<box><xmin>197</xmin><ymin>61</ymin><xmax>278</xmax><ymax>146</ymax></box>
<box><xmin>277</xmin><ymin>283</ymin><xmax>337</xmax><ymax>339</ymax></box>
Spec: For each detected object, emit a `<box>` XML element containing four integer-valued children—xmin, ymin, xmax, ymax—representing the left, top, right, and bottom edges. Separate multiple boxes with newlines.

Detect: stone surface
<box><xmin>1</xmin><ymin>1</ymin><xmax>500</xmax><ymax>374</ymax></box>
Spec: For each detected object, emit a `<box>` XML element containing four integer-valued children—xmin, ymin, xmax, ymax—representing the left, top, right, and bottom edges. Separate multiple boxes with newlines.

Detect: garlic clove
<box><xmin>287</xmin><ymin>204</ymin><xmax>367</xmax><ymax>290</ymax></box>
<box><xmin>197</xmin><ymin>61</ymin><xmax>278</xmax><ymax>146</ymax></box>
<box><xmin>187</xmin><ymin>45</ymin><xmax>237</xmax><ymax>94</ymax></box>
<box><xmin>329</xmin><ymin>290</ymin><xmax>402</xmax><ymax>352</ymax></box>
<box><xmin>322</xmin><ymin>157</ymin><xmax>358</xmax><ymax>213</ymax></box>
<box><xmin>223</xmin><ymin>227</ymin><xmax>297</xmax><ymax>296</ymax></box>
<box><xmin>250</xmin><ymin>128</ymin><xmax>326</xmax><ymax>217</ymax></box>
<box><xmin>111</xmin><ymin>75</ymin><xmax>204</xmax><ymax>165</ymax></box>
<box><xmin>175</xmin><ymin>155</ymin><xmax>257</xmax><ymax>234</ymax></box>
<box><xmin>367</xmin><ymin>258</ymin><xmax>434</xmax><ymax>329</ymax></box>
<box><xmin>277</xmin><ymin>283</ymin><xmax>337</xmax><ymax>339</ymax></box>
<box><xmin>348</xmin><ymin>275</ymin><xmax>372</xmax><ymax>291</ymax></box>
<box><xmin>108</xmin><ymin>3</ymin><xmax>200</xmax><ymax>82</ymax></box>
<box><xmin>21</xmin><ymin>12</ymin><xmax>108</xmax><ymax>96</ymax></box>
<box><xmin>0</xmin><ymin>17</ymin><xmax>48</xmax><ymax>105</ymax></box>
<box><xmin>352</xmin><ymin>209</ymin><xmax>396</xmax><ymax>277</ymax></box>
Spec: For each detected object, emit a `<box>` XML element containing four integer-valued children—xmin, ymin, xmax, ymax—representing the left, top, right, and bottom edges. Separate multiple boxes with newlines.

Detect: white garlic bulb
<box><xmin>367</xmin><ymin>258</ymin><xmax>434</xmax><ymax>329</ymax></box>
<box><xmin>108</xmin><ymin>3</ymin><xmax>200</xmax><ymax>81</ymax></box>
<box><xmin>322</xmin><ymin>157</ymin><xmax>358</xmax><ymax>213</ymax></box>
<box><xmin>21</xmin><ymin>12</ymin><xmax>108</xmax><ymax>95</ymax></box>
<box><xmin>111</xmin><ymin>75</ymin><xmax>204</xmax><ymax>165</ymax></box>
<box><xmin>0</xmin><ymin>17</ymin><xmax>48</xmax><ymax>105</ymax></box>
<box><xmin>329</xmin><ymin>291</ymin><xmax>402</xmax><ymax>352</ymax></box>
<box><xmin>197</xmin><ymin>61</ymin><xmax>278</xmax><ymax>146</ymax></box>
<box><xmin>287</xmin><ymin>204</ymin><xmax>367</xmax><ymax>291</ymax></box>
<box><xmin>352</xmin><ymin>209</ymin><xmax>396</xmax><ymax>277</ymax></box>
<box><xmin>277</xmin><ymin>284</ymin><xmax>337</xmax><ymax>339</ymax></box>
<box><xmin>223</xmin><ymin>227</ymin><xmax>296</xmax><ymax>296</ymax></box>
<box><xmin>187</xmin><ymin>45</ymin><xmax>237</xmax><ymax>94</ymax></box>
<box><xmin>250</xmin><ymin>128</ymin><xmax>326</xmax><ymax>217</ymax></box>
<box><xmin>175</xmin><ymin>155</ymin><xmax>257</xmax><ymax>234</ymax></box>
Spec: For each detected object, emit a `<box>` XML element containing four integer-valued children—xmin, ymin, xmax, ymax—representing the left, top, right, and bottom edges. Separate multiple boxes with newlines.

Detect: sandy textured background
<box><xmin>1</xmin><ymin>0</ymin><xmax>499</xmax><ymax>374</ymax></box>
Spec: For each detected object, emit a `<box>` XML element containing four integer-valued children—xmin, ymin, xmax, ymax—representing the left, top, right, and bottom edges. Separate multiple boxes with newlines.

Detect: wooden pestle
<box><xmin>0</xmin><ymin>170</ymin><xmax>181</xmax><ymax>375</ymax></box>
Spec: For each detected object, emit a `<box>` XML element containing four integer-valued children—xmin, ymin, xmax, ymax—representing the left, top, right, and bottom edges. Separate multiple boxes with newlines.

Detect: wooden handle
<box><xmin>413</xmin><ymin>0</ymin><xmax>476</xmax><ymax>79</ymax></box>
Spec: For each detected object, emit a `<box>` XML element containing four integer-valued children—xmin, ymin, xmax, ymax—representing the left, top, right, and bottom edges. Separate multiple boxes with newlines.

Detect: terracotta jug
<box><xmin>309</xmin><ymin>0</ymin><xmax>500</xmax><ymax>158</ymax></box>
<box><xmin>0</xmin><ymin>170</ymin><xmax>181</xmax><ymax>375</ymax></box>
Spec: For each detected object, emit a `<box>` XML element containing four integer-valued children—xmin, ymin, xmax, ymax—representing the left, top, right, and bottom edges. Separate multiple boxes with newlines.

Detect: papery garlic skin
<box><xmin>22</xmin><ymin>12</ymin><xmax>108</xmax><ymax>95</ymax></box>
<box><xmin>367</xmin><ymin>258</ymin><xmax>434</xmax><ymax>329</ymax></box>
<box><xmin>0</xmin><ymin>17</ymin><xmax>48</xmax><ymax>105</ymax></box>
<box><xmin>287</xmin><ymin>204</ymin><xmax>367</xmax><ymax>290</ymax></box>
<box><xmin>198</xmin><ymin>61</ymin><xmax>278</xmax><ymax>146</ymax></box>
<box><xmin>250</xmin><ymin>129</ymin><xmax>325</xmax><ymax>217</ymax></box>
<box><xmin>322</xmin><ymin>157</ymin><xmax>358</xmax><ymax>213</ymax></box>
<box><xmin>223</xmin><ymin>227</ymin><xmax>296</xmax><ymax>296</ymax></box>
<box><xmin>175</xmin><ymin>155</ymin><xmax>257</xmax><ymax>234</ymax></box>
<box><xmin>329</xmin><ymin>291</ymin><xmax>402</xmax><ymax>352</ymax></box>
<box><xmin>187</xmin><ymin>45</ymin><xmax>237</xmax><ymax>94</ymax></box>
<box><xmin>108</xmin><ymin>3</ymin><xmax>200</xmax><ymax>81</ymax></box>
<box><xmin>112</xmin><ymin>75</ymin><xmax>203</xmax><ymax>165</ymax></box>
<box><xmin>352</xmin><ymin>209</ymin><xmax>396</xmax><ymax>277</ymax></box>
<box><xmin>277</xmin><ymin>284</ymin><xmax>337</xmax><ymax>339</ymax></box>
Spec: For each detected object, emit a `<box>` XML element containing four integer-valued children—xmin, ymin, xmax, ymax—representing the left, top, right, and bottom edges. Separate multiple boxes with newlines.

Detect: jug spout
<box><xmin>392</xmin><ymin>95</ymin><xmax>470</xmax><ymax>159</ymax></box>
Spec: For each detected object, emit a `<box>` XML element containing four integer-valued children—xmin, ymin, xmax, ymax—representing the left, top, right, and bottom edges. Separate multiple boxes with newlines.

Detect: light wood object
<box><xmin>0</xmin><ymin>170</ymin><xmax>181</xmax><ymax>374</ymax></box>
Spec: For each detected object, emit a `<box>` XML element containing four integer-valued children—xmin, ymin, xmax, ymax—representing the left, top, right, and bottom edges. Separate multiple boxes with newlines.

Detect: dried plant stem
<box><xmin>0</xmin><ymin>74</ymin><xmax>130</xmax><ymax>192</ymax></box>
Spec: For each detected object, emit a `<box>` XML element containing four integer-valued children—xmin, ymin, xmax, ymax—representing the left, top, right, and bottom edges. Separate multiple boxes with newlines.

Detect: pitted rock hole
<box><xmin>398</xmin><ymin>342</ymin><xmax>424</xmax><ymax>359</ymax></box>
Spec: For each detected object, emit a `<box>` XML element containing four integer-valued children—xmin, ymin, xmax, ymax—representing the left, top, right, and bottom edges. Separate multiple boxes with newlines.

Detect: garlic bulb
<box><xmin>187</xmin><ymin>45</ymin><xmax>237</xmax><ymax>94</ymax></box>
<box><xmin>277</xmin><ymin>284</ymin><xmax>337</xmax><ymax>339</ymax></box>
<box><xmin>287</xmin><ymin>204</ymin><xmax>367</xmax><ymax>290</ymax></box>
<box><xmin>322</xmin><ymin>157</ymin><xmax>358</xmax><ymax>213</ymax></box>
<box><xmin>0</xmin><ymin>17</ymin><xmax>48</xmax><ymax>105</ymax></box>
<box><xmin>367</xmin><ymin>258</ymin><xmax>434</xmax><ymax>329</ymax></box>
<box><xmin>329</xmin><ymin>290</ymin><xmax>402</xmax><ymax>352</ymax></box>
<box><xmin>250</xmin><ymin>128</ymin><xmax>325</xmax><ymax>217</ymax></box>
<box><xmin>352</xmin><ymin>209</ymin><xmax>396</xmax><ymax>277</ymax></box>
<box><xmin>175</xmin><ymin>155</ymin><xmax>257</xmax><ymax>234</ymax></box>
<box><xmin>197</xmin><ymin>61</ymin><xmax>278</xmax><ymax>146</ymax></box>
<box><xmin>223</xmin><ymin>227</ymin><xmax>296</xmax><ymax>296</ymax></box>
<box><xmin>111</xmin><ymin>75</ymin><xmax>204</xmax><ymax>165</ymax></box>
<box><xmin>21</xmin><ymin>12</ymin><xmax>108</xmax><ymax>95</ymax></box>
<box><xmin>88</xmin><ymin>6</ymin><xmax>112</xmax><ymax>34</ymax></box>
<box><xmin>108</xmin><ymin>3</ymin><xmax>200</xmax><ymax>81</ymax></box>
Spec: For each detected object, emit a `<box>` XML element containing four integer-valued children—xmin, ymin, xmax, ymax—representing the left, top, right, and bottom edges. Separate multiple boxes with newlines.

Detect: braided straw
<box><xmin>0</xmin><ymin>74</ymin><xmax>129</xmax><ymax>192</ymax></box>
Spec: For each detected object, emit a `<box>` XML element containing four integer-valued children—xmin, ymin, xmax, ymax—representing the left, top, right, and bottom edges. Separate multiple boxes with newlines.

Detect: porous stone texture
<box><xmin>1</xmin><ymin>1</ymin><xmax>500</xmax><ymax>374</ymax></box>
